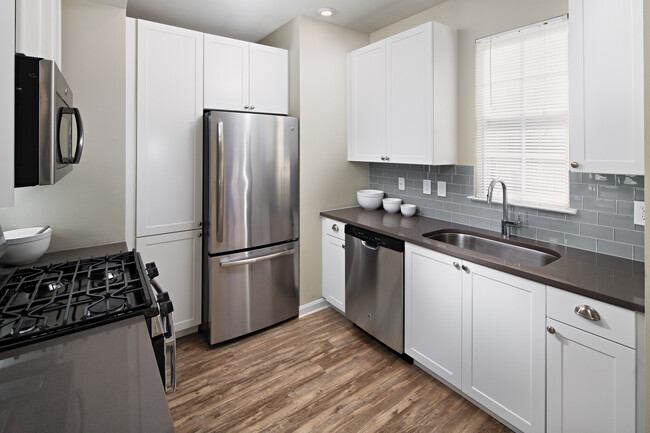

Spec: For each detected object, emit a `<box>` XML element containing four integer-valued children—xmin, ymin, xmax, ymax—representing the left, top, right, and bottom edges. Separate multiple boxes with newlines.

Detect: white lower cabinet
<box><xmin>405</xmin><ymin>243</ymin><xmax>545</xmax><ymax>433</ymax></box>
<box><xmin>546</xmin><ymin>286</ymin><xmax>637</xmax><ymax>433</ymax></box>
<box><xmin>321</xmin><ymin>218</ymin><xmax>346</xmax><ymax>312</ymax></box>
<box><xmin>137</xmin><ymin>230</ymin><xmax>202</xmax><ymax>333</ymax></box>
<box><xmin>404</xmin><ymin>244</ymin><xmax>462</xmax><ymax>388</ymax></box>
<box><xmin>461</xmin><ymin>262</ymin><xmax>546</xmax><ymax>433</ymax></box>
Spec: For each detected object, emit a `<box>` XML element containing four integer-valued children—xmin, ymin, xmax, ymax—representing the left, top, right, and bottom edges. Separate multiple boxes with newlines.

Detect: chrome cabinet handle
<box><xmin>570</xmin><ymin>162</ymin><xmax>579</xmax><ymax>168</ymax></box>
<box><xmin>220</xmin><ymin>249</ymin><xmax>294</xmax><ymax>268</ymax></box>
<box><xmin>332</xmin><ymin>224</ymin><xmax>339</xmax><ymax>232</ymax></box>
<box><xmin>216</xmin><ymin>120</ymin><xmax>225</xmax><ymax>243</ymax></box>
<box><xmin>453</xmin><ymin>262</ymin><xmax>460</xmax><ymax>270</ymax></box>
<box><xmin>547</xmin><ymin>326</ymin><xmax>555</xmax><ymax>334</ymax></box>
<box><xmin>574</xmin><ymin>305</ymin><xmax>601</xmax><ymax>321</ymax></box>
<box><xmin>461</xmin><ymin>264</ymin><xmax>469</xmax><ymax>272</ymax></box>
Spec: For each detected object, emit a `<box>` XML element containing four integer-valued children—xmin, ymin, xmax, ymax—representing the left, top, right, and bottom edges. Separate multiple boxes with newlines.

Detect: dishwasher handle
<box><xmin>361</xmin><ymin>240</ymin><xmax>379</xmax><ymax>250</ymax></box>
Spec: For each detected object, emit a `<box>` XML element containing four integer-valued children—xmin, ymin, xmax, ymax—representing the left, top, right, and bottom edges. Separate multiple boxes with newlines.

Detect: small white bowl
<box><xmin>401</xmin><ymin>204</ymin><xmax>416</xmax><ymax>217</ymax></box>
<box><xmin>357</xmin><ymin>189</ymin><xmax>384</xmax><ymax>210</ymax></box>
<box><xmin>383</xmin><ymin>198</ymin><xmax>402</xmax><ymax>214</ymax></box>
<box><xmin>0</xmin><ymin>227</ymin><xmax>52</xmax><ymax>266</ymax></box>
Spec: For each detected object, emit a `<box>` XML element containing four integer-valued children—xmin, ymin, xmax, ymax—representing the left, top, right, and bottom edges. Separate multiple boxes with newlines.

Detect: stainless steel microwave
<box><xmin>15</xmin><ymin>55</ymin><xmax>84</xmax><ymax>187</ymax></box>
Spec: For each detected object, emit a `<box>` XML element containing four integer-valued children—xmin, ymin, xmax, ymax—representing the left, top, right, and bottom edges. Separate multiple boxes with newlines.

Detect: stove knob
<box><xmin>145</xmin><ymin>262</ymin><xmax>159</xmax><ymax>279</ymax></box>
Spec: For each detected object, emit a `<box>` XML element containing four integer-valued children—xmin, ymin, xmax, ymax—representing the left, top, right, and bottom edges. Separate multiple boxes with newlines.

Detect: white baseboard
<box><xmin>299</xmin><ymin>298</ymin><xmax>330</xmax><ymax>318</ymax></box>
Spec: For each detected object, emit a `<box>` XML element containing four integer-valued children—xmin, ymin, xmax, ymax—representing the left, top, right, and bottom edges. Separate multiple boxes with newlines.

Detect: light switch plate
<box><xmin>398</xmin><ymin>177</ymin><xmax>405</xmax><ymax>191</ymax></box>
<box><xmin>437</xmin><ymin>181</ymin><xmax>446</xmax><ymax>197</ymax></box>
<box><xmin>634</xmin><ymin>201</ymin><xmax>645</xmax><ymax>225</ymax></box>
<box><xmin>423</xmin><ymin>179</ymin><xmax>432</xmax><ymax>195</ymax></box>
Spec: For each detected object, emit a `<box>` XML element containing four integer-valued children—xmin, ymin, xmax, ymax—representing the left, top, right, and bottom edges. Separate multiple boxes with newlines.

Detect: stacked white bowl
<box><xmin>401</xmin><ymin>204</ymin><xmax>416</xmax><ymax>217</ymax></box>
<box><xmin>0</xmin><ymin>227</ymin><xmax>52</xmax><ymax>266</ymax></box>
<box><xmin>357</xmin><ymin>189</ymin><xmax>384</xmax><ymax>210</ymax></box>
<box><xmin>382</xmin><ymin>198</ymin><xmax>402</xmax><ymax>213</ymax></box>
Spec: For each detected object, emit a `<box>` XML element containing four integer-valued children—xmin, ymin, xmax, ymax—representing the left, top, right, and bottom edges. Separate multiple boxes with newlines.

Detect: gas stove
<box><xmin>0</xmin><ymin>250</ymin><xmax>160</xmax><ymax>352</ymax></box>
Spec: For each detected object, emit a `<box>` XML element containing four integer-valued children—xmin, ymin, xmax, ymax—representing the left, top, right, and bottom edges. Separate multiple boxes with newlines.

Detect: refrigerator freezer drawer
<box><xmin>206</xmin><ymin>242</ymin><xmax>299</xmax><ymax>344</ymax></box>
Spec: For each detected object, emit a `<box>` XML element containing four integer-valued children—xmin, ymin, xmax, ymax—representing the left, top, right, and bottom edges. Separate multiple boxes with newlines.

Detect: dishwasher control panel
<box><xmin>344</xmin><ymin>224</ymin><xmax>404</xmax><ymax>252</ymax></box>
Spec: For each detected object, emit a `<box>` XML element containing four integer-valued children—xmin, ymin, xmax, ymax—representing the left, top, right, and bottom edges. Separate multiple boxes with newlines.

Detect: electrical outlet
<box><xmin>634</xmin><ymin>201</ymin><xmax>645</xmax><ymax>225</ymax></box>
<box><xmin>437</xmin><ymin>181</ymin><xmax>446</xmax><ymax>197</ymax></box>
<box><xmin>398</xmin><ymin>177</ymin><xmax>405</xmax><ymax>191</ymax></box>
<box><xmin>423</xmin><ymin>179</ymin><xmax>432</xmax><ymax>195</ymax></box>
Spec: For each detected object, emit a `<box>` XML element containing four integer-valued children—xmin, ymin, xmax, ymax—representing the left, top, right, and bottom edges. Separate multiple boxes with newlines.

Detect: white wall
<box><xmin>370</xmin><ymin>0</ymin><xmax>567</xmax><ymax>166</ymax></box>
<box><xmin>262</xmin><ymin>16</ymin><xmax>369</xmax><ymax>305</ymax></box>
<box><xmin>0</xmin><ymin>0</ymin><xmax>126</xmax><ymax>251</ymax></box>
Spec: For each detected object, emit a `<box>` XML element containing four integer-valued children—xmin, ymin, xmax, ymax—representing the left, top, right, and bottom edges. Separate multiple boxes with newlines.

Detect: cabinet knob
<box><xmin>341</xmin><ymin>244</ymin><xmax>345</xmax><ymax>249</ymax></box>
<box><xmin>547</xmin><ymin>326</ymin><xmax>555</xmax><ymax>334</ymax></box>
<box><xmin>461</xmin><ymin>264</ymin><xmax>469</xmax><ymax>272</ymax></box>
<box><xmin>250</xmin><ymin>105</ymin><xmax>255</xmax><ymax>110</ymax></box>
<box><xmin>570</xmin><ymin>161</ymin><xmax>579</xmax><ymax>168</ymax></box>
<box><xmin>574</xmin><ymin>305</ymin><xmax>601</xmax><ymax>321</ymax></box>
<box><xmin>244</xmin><ymin>105</ymin><xmax>250</xmax><ymax>109</ymax></box>
<box><xmin>453</xmin><ymin>262</ymin><xmax>460</xmax><ymax>270</ymax></box>
<box><xmin>198</xmin><ymin>232</ymin><xmax>203</xmax><ymax>238</ymax></box>
<box><xmin>380</xmin><ymin>156</ymin><xmax>385</xmax><ymax>161</ymax></box>
<box><xmin>385</xmin><ymin>156</ymin><xmax>390</xmax><ymax>161</ymax></box>
<box><xmin>198</xmin><ymin>221</ymin><xmax>203</xmax><ymax>227</ymax></box>
<box><xmin>332</xmin><ymin>224</ymin><xmax>339</xmax><ymax>232</ymax></box>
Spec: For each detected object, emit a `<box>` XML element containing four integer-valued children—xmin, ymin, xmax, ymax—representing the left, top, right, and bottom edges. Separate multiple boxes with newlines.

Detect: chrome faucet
<box><xmin>486</xmin><ymin>179</ymin><xmax>521</xmax><ymax>238</ymax></box>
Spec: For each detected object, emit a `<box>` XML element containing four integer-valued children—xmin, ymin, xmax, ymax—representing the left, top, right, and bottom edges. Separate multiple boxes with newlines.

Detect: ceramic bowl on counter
<box><xmin>401</xmin><ymin>204</ymin><xmax>416</xmax><ymax>217</ymax></box>
<box><xmin>382</xmin><ymin>198</ymin><xmax>402</xmax><ymax>214</ymax></box>
<box><xmin>0</xmin><ymin>227</ymin><xmax>52</xmax><ymax>266</ymax></box>
<box><xmin>357</xmin><ymin>189</ymin><xmax>384</xmax><ymax>210</ymax></box>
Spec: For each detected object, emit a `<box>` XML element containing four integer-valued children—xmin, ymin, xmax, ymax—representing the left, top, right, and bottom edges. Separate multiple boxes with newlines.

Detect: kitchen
<box><xmin>0</xmin><ymin>0</ymin><xmax>648</xmax><ymax>431</ymax></box>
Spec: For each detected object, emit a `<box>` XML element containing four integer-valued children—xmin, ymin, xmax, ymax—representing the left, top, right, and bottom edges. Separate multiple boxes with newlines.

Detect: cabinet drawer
<box><xmin>547</xmin><ymin>287</ymin><xmax>636</xmax><ymax>348</ymax></box>
<box><xmin>322</xmin><ymin>217</ymin><xmax>345</xmax><ymax>240</ymax></box>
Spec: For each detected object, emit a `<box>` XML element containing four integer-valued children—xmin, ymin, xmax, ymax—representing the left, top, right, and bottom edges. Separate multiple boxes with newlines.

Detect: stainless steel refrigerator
<box><xmin>202</xmin><ymin>110</ymin><xmax>299</xmax><ymax>345</ymax></box>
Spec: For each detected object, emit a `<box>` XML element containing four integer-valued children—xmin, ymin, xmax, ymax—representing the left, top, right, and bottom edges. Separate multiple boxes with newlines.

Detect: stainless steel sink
<box><xmin>423</xmin><ymin>230</ymin><xmax>561</xmax><ymax>267</ymax></box>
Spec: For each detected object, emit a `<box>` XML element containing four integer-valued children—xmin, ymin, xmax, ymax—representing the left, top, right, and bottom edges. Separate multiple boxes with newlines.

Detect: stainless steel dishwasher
<box><xmin>345</xmin><ymin>224</ymin><xmax>404</xmax><ymax>354</ymax></box>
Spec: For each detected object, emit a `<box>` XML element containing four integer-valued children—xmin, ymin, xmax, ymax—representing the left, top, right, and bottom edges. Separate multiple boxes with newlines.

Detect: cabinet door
<box><xmin>204</xmin><ymin>34</ymin><xmax>249</xmax><ymax>111</ymax></box>
<box><xmin>569</xmin><ymin>0</ymin><xmax>644</xmax><ymax>174</ymax></box>
<box><xmin>136</xmin><ymin>20</ymin><xmax>203</xmax><ymax>237</ymax></box>
<box><xmin>15</xmin><ymin>0</ymin><xmax>61</xmax><ymax>67</ymax></box>
<box><xmin>0</xmin><ymin>0</ymin><xmax>14</xmax><ymax>207</ymax></box>
<box><xmin>547</xmin><ymin>318</ymin><xmax>635</xmax><ymax>433</ymax></box>
<box><xmin>386</xmin><ymin>23</ymin><xmax>433</xmax><ymax>164</ymax></box>
<box><xmin>461</xmin><ymin>262</ymin><xmax>545</xmax><ymax>433</ymax></box>
<box><xmin>405</xmin><ymin>244</ymin><xmax>462</xmax><ymax>388</ymax></box>
<box><xmin>347</xmin><ymin>41</ymin><xmax>386</xmax><ymax>162</ymax></box>
<box><xmin>249</xmin><ymin>43</ymin><xmax>288</xmax><ymax>115</ymax></box>
<box><xmin>137</xmin><ymin>230</ymin><xmax>202</xmax><ymax>332</ymax></box>
<box><xmin>322</xmin><ymin>234</ymin><xmax>345</xmax><ymax>312</ymax></box>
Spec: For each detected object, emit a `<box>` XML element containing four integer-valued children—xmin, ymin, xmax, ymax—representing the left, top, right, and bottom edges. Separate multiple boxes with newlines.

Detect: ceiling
<box><xmin>125</xmin><ymin>0</ymin><xmax>448</xmax><ymax>42</ymax></box>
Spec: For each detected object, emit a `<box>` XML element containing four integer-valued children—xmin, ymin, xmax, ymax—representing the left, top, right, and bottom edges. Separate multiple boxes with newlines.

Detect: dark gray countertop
<box><xmin>0</xmin><ymin>242</ymin><xmax>175</xmax><ymax>433</ymax></box>
<box><xmin>0</xmin><ymin>316</ymin><xmax>174</xmax><ymax>433</ymax></box>
<box><xmin>321</xmin><ymin>207</ymin><xmax>645</xmax><ymax>312</ymax></box>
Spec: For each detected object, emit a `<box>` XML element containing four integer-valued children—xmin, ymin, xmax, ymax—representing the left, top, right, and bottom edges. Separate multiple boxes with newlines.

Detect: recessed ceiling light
<box><xmin>318</xmin><ymin>8</ymin><xmax>334</xmax><ymax>17</ymax></box>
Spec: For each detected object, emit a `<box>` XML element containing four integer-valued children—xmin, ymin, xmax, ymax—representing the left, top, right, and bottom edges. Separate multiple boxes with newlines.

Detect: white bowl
<box><xmin>383</xmin><ymin>198</ymin><xmax>402</xmax><ymax>213</ymax></box>
<box><xmin>401</xmin><ymin>204</ymin><xmax>416</xmax><ymax>217</ymax></box>
<box><xmin>357</xmin><ymin>189</ymin><xmax>384</xmax><ymax>210</ymax></box>
<box><xmin>0</xmin><ymin>227</ymin><xmax>52</xmax><ymax>265</ymax></box>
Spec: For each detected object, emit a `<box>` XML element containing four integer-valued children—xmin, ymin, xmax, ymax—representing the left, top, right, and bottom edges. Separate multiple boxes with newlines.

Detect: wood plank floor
<box><xmin>167</xmin><ymin>307</ymin><xmax>512</xmax><ymax>433</ymax></box>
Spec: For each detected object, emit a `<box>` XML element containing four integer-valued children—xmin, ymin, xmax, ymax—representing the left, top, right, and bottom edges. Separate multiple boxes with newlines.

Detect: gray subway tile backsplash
<box><xmin>368</xmin><ymin>163</ymin><xmax>645</xmax><ymax>261</ymax></box>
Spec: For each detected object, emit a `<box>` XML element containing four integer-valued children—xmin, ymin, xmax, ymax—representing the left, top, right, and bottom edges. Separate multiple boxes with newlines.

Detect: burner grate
<box><xmin>0</xmin><ymin>250</ymin><xmax>157</xmax><ymax>351</ymax></box>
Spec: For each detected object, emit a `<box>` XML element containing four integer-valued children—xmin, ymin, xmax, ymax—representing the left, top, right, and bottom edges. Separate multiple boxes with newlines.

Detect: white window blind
<box><xmin>475</xmin><ymin>16</ymin><xmax>570</xmax><ymax>211</ymax></box>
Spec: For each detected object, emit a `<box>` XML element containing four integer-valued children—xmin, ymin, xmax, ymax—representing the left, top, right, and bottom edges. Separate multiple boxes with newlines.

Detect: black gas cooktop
<box><xmin>0</xmin><ymin>250</ymin><xmax>159</xmax><ymax>352</ymax></box>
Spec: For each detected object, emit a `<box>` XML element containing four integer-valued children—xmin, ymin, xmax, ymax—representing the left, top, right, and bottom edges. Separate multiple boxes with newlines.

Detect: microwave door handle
<box><xmin>71</xmin><ymin>108</ymin><xmax>84</xmax><ymax>164</ymax></box>
<box><xmin>56</xmin><ymin>107</ymin><xmax>70</xmax><ymax>163</ymax></box>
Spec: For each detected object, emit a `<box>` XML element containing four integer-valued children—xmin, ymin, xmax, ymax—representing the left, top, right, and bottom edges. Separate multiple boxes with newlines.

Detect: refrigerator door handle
<box><xmin>216</xmin><ymin>119</ymin><xmax>225</xmax><ymax>243</ymax></box>
<box><xmin>219</xmin><ymin>248</ymin><xmax>295</xmax><ymax>268</ymax></box>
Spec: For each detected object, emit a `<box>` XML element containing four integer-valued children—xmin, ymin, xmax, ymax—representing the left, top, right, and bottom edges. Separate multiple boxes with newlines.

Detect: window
<box><xmin>475</xmin><ymin>16</ymin><xmax>570</xmax><ymax>211</ymax></box>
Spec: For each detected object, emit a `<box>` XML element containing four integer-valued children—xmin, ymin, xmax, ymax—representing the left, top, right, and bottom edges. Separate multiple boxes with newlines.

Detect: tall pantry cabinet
<box><xmin>134</xmin><ymin>20</ymin><xmax>203</xmax><ymax>333</ymax></box>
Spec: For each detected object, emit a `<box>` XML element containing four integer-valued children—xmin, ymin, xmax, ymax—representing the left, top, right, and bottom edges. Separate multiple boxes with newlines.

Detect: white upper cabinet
<box><xmin>348</xmin><ymin>21</ymin><xmax>457</xmax><ymax>165</ymax></box>
<box><xmin>204</xmin><ymin>34</ymin><xmax>288</xmax><ymax>115</ymax></box>
<box><xmin>15</xmin><ymin>0</ymin><xmax>61</xmax><ymax>66</ymax></box>
<box><xmin>0</xmin><ymin>0</ymin><xmax>14</xmax><ymax>207</ymax></box>
<box><xmin>136</xmin><ymin>20</ymin><xmax>203</xmax><ymax>237</ymax></box>
<box><xmin>569</xmin><ymin>0</ymin><xmax>644</xmax><ymax>174</ymax></box>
